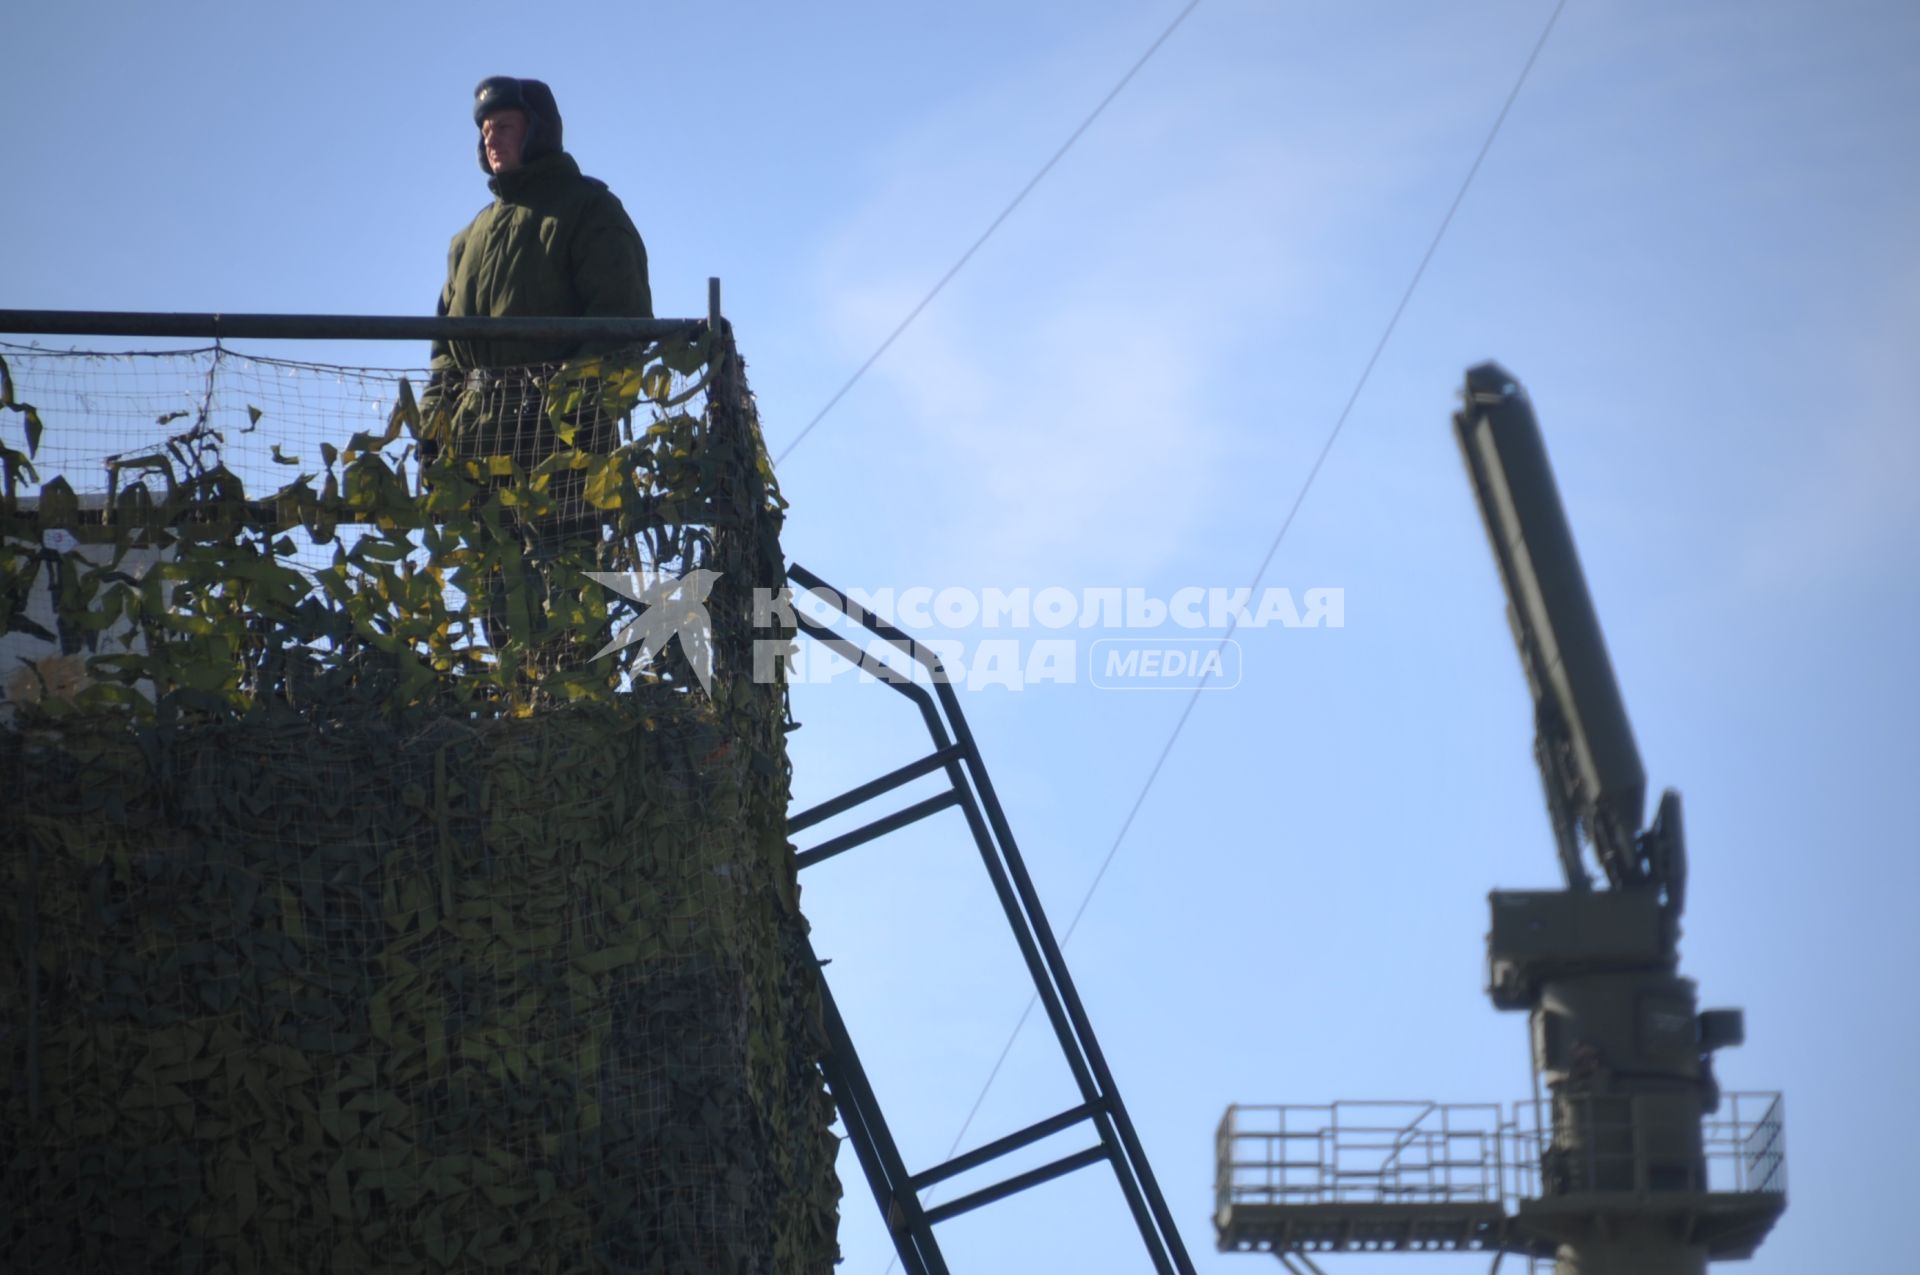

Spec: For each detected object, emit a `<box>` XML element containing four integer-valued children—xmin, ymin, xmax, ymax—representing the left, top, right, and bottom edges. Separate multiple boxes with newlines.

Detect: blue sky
<box><xmin>7</xmin><ymin>1</ymin><xmax>1918</xmax><ymax>1271</ymax></box>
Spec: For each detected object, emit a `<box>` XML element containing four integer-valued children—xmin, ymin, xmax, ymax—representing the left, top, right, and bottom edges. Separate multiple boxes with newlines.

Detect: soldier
<box><xmin>423</xmin><ymin>77</ymin><xmax>653</xmax><ymax>655</ymax></box>
<box><xmin>432</xmin><ymin>76</ymin><xmax>652</xmax><ymax>369</ymax></box>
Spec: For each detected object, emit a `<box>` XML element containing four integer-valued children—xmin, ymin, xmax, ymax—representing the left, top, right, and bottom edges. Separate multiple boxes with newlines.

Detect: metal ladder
<box><xmin>783</xmin><ymin>563</ymin><xmax>1194</xmax><ymax>1275</ymax></box>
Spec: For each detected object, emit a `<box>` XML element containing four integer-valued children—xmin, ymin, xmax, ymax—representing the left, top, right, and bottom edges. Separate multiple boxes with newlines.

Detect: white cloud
<box><xmin>804</xmin><ymin>21</ymin><xmax>1498</xmax><ymax>584</ymax></box>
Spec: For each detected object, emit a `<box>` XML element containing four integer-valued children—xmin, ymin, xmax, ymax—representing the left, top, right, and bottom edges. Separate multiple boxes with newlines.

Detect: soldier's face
<box><xmin>482</xmin><ymin>110</ymin><xmax>528</xmax><ymax>174</ymax></box>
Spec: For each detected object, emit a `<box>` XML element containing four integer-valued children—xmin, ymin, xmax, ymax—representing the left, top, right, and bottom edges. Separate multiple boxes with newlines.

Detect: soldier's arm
<box><xmin>419</xmin><ymin>234</ymin><xmax>467</xmax><ymax>459</ymax></box>
<box><xmin>570</xmin><ymin>191</ymin><xmax>653</xmax><ymax>356</ymax></box>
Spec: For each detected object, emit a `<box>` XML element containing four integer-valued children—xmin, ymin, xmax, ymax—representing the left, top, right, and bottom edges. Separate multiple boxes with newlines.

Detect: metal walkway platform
<box><xmin>1215</xmin><ymin>1096</ymin><xmax>1786</xmax><ymax>1263</ymax></box>
<box><xmin>1217</xmin><ymin>1201</ymin><xmax>1510</xmax><ymax>1255</ymax></box>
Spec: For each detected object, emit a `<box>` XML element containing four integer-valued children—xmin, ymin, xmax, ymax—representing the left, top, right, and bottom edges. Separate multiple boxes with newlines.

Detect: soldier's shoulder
<box><xmin>574</xmin><ymin>178</ymin><xmax>639</xmax><ymax>229</ymax></box>
<box><xmin>450</xmin><ymin>201</ymin><xmax>497</xmax><ymax>244</ymax></box>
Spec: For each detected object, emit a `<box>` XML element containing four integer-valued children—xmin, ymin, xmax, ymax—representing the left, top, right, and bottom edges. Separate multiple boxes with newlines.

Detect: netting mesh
<box><xmin>0</xmin><ymin>334</ymin><xmax>838</xmax><ymax>1272</ymax></box>
<box><xmin>0</xmin><ymin>336</ymin><xmax>767</xmax><ymax>704</ymax></box>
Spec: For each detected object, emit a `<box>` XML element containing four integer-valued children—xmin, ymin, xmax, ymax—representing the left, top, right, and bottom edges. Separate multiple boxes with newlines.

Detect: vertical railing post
<box><xmin>1215</xmin><ymin>1107</ymin><xmax>1230</xmax><ymax>1220</ymax></box>
<box><xmin>1731</xmin><ymin>1092</ymin><xmax>1747</xmax><ymax>1192</ymax></box>
<box><xmin>1581</xmin><ymin>1095</ymin><xmax>1598</xmax><ymax>1194</ymax></box>
<box><xmin>1493</xmin><ymin>1106</ymin><xmax>1506</xmax><ymax>1207</ymax></box>
<box><xmin>1631</xmin><ymin>1094</ymin><xmax>1648</xmax><ymax>1194</ymax></box>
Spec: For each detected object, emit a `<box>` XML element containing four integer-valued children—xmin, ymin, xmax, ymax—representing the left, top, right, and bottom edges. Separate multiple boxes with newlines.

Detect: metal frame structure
<box><xmin>784</xmin><ymin>563</ymin><xmax>1194</xmax><ymax>1275</ymax></box>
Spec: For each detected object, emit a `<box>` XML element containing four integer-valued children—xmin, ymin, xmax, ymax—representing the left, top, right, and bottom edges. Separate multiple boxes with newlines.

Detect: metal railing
<box><xmin>1731</xmin><ymin>1092</ymin><xmax>1788</xmax><ymax>1194</ymax></box>
<box><xmin>1217</xmin><ymin>1102</ymin><xmax>1507</xmax><ymax>1220</ymax></box>
<box><xmin>0</xmin><ymin>306</ymin><xmax>711</xmax><ymax>344</ymax></box>
<box><xmin>1218</xmin><ymin>1093</ymin><xmax>1786</xmax><ymax>1218</ymax></box>
<box><xmin>1507</xmin><ymin>1090</ymin><xmax>1788</xmax><ymax>1200</ymax></box>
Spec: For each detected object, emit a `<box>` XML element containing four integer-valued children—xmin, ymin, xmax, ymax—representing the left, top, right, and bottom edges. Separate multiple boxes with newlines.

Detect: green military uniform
<box><xmin>425</xmin><ymin>77</ymin><xmax>653</xmax><ymax>657</ymax></box>
<box><xmin>430</xmin><ymin>150</ymin><xmax>653</xmax><ymax>376</ymax></box>
<box><xmin>425</xmin><ymin>149</ymin><xmax>653</xmax><ymax>470</ymax></box>
<box><xmin>425</xmin><ymin>74</ymin><xmax>652</xmax><ymax>465</ymax></box>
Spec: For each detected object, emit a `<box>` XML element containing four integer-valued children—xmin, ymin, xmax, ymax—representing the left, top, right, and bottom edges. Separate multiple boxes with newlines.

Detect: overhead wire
<box><xmin>908</xmin><ymin>0</ymin><xmax>1574</xmax><ymax>1240</ymax></box>
<box><xmin>773</xmin><ymin>0</ymin><xmax>1204</xmax><ymax>467</ymax></box>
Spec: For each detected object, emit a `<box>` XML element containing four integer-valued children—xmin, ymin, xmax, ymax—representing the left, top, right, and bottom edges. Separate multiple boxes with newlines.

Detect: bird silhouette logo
<box><xmin>585</xmin><ymin>569</ymin><xmax>722</xmax><ymax>694</ymax></box>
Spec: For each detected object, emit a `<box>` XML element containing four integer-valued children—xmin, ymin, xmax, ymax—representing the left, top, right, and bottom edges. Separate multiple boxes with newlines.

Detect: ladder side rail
<box><xmin>790</xmin><ymin>612</ymin><xmax>931</xmax><ymax>699</ymax></box>
<box><xmin>788</xmin><ymin>564</ymin><xmax>1194</xmax><ymax>1275</ymax></box>
<box><xmin>813</xmin><ymin>944</ymin><xmax>951</xmax><ymax>1275</ymax></box>
<box><xmin>788</xmin><ymin>574</ymin><xmax>1118</xmax><ymax>1111</ymax></box>
<box><xmin>924</xmin><ymin>668</ymin><xmax>1196</xmax><ymax>1275</ymax></box>
<box><xmin>783</xmin><ymin>616</ymin><xmax>971</xmax><ymax>873</ymax></box>
<box><xmin>919</xmin><ymin>746</ymin><xmax>1181</xmax><ymax>1270</ymax></box>
<box><xmin>788</xmin><ymin>603</ymin><xmax>1113</xmax><ymax>1124</ymax></box>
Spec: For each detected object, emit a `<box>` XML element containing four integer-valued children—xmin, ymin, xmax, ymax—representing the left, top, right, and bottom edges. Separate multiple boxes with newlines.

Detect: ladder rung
<box><xmin>796</xmin><ymin>790</ymin><xmax>961</xmax><ymax>869</ymax></box>
<box><xmin>921</xmin><ymin>1144</ymin><xmax>1110</xmax><ymax>1226</ymax></box>
<box><xmin>911</xmin><ymin>1101</ymin><xmax>1104</xmax><ymax>1191</ymax></box>
<box><xmin>790</xmin><ymin>745</ymin><xmax>965</xmax><ymax>833</ymax></box>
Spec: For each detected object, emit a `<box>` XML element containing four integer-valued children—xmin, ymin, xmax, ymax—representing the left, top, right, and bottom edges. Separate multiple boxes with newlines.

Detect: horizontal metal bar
<box><xmin>789</xmin><ymin>746</ymin><xmax>966</xmax><ymax>834</ymax></box>
<box><xmin>795</xmin><ymin>790</ymin><xmax>962</xmax><ymax>870</ymax></box>
<box><xmin>910</xmin><ymin>1102</ymin><xmax>1103</xmax><ymax>1192</ymax></box>
<box><xmin>0</xmin><ymin>309</ymin><xmax>703</xmax><ymax>343</ymax></box>
<box><xmin>920</xmin><ymin>1144</ymin><xmax>1110</xmax><ymax>1227</ymax></box>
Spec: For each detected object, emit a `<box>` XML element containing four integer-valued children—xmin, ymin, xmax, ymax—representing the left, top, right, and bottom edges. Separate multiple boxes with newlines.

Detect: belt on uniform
<box><xmin>461</xmin><ymin>368</ymin><xmax>544</xmax><ymax>394</ymax></box>
<box><xmin>463</xmin><ymin>369</ymin><xmax>500</xmax><ymax>393</ymax></box>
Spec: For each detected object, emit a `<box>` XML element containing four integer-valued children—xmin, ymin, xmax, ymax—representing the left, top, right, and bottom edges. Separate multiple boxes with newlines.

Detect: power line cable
<box><xmin>910</xmin><ymin>0</ymin><xmax>1573</xmax><ymax>1238</ymax></box>
<box><xmin>774</xmin><ymin>0</ymin><xmax>1204</xmax><ymax>466</ymax></box>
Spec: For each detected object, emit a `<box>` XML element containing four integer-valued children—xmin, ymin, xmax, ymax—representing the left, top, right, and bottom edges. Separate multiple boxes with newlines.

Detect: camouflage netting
<box><xmin>0</xmin><ymin>330</ymin><xmax>839</xmax><ymax>1272</ymax></box>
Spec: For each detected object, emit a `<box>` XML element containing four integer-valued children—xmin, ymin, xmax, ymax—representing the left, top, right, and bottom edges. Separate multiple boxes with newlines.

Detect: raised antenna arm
<box><xmin>1453</xmin><ymin>363</ymin><xmax>1650</xmax><ymax>892</ymax></box>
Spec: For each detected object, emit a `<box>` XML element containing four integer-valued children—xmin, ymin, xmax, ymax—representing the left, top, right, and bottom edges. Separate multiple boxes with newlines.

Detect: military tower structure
<box><xmin>0</xmin><ymin>296</ymin><xmax>1199</xmax><ymax>1275</ymax></box>
<box><xmin>1213</xmin><ymin>365</ymin><xmax>1786</xmax><ymax>1273</ymax></box>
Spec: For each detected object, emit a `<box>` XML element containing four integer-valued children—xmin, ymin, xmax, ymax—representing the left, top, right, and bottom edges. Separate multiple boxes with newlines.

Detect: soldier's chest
<box><xmin>461</xmin><ymin>206</ymin><xmax>572</xmax><ymax>311</ymax></box>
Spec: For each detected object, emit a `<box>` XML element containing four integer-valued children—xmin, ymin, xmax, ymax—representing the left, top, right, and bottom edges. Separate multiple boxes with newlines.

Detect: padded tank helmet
<box><xmin>472</xmin><ymin>76</ymin><xmax>564</xmax><ymax>173</ymax></box>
